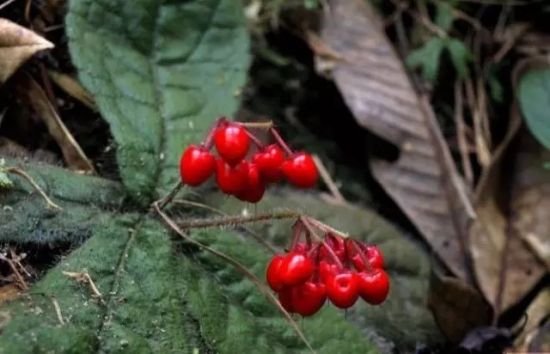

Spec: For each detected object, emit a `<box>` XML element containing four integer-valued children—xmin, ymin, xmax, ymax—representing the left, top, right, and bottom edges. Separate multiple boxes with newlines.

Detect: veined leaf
<box><xmin>66</xmin><ymin>0</ymin><xmax>251</xmax><ymax>204</ymax></box>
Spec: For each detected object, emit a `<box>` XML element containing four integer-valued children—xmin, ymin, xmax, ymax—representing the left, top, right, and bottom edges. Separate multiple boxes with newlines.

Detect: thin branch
<box><xmin>63</xmin><ymin>271</ymin><xmax>105</xmax><ymax>305</ymax></box>
<box><xmin>312</xmin><ymin>155</ymin><xmax>346</xmax><ymax>205</ymax></box>
<box><xmin>173</xmin><ymin>199</ymin><xmax>277</xmax><ymax>254</ymax></box>
<box><xmin>5</xmin><ymin>167</ymin><xmax>62</xmax><ymax>211</ymax></box>
<box><xmin>454</xmin><ymin>81</ymin><xmax>474</xmax><ymax>187</ymax></box>
<box><xmin>0</xmin><ymin>252</ymin><xmax>28</xmax><ymax>291</ymax></box>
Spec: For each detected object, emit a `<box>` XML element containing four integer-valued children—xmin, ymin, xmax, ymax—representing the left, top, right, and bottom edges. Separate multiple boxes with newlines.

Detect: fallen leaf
<box><xmin>48</xmin><ymin>70</ymin><xmax>96</xmax><ymax>110</ymax></box>
<box><xmin>471</xmin><ymin>123</ymin><xmax>548</xmax><ymax>313</ymax></box>
<box><xmin>319</xmin><ymin>0</ymin><xmax>474</xmax><ymax>280</ymax></box>
<box><xmin>513</xmin><ymin>287</ymin><xmax>550</xmax><ymax>352</ymax></box>
<box><xmin>428</xmin><ymin>272</ymin><xmax>492</xmax><ymax>343</ymax></box>
<box><xmin>16</xmin><ymin>75</ymin><xmax>96</xmax><ymax>174</ymax></box>
<box><xmin>0</xmin><ymin>18</ymin><xmax>53</xmax><ymax>83</ymax></box>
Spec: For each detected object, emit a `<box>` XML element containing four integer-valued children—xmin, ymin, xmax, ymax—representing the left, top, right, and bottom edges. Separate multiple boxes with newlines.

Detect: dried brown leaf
<box><xmin>319</xmin><ymin>0</ymin><xmax>474</xmax><ymax>280</ymax></box>
<box><xmin>48</xmin><ymin>70</ymin><xmax>97</xmax><ymax>110</ymax></box>
<box><xmin>17</xmin><ymin>75</ymin><xmax>95</xmax><ymax>173</ymax></box>
<box><xmin>513</xmin><ymin>287</ymin><xmax>550</xmax><ymax>352</ymax></box>
<box><xmin>471</xmin><ymin>128</ymin><xmax>548</xmax><ymax>313</ymax></box>
<box><xmin>0</xmin><ymin>284</ymin><xmax>20</xmax><ymax>305</ymax></box>
<box><xmin>0</xmin><ymin>18</ymin><xmax>53</xmax><ymax>83</ymax></box>
<box><xmin>428</xmin><ymin>272</ymin><xmax>492</xmax><ymax>343</ymax></box>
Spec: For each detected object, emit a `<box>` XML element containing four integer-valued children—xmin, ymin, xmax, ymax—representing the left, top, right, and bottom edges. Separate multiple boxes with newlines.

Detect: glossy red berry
<box><xmin>278</xmin><ymin>287</ymin><xmax>295</xmax><ymax>313</ymax></box>
<box><xmin>326</xmin><ymin>271</ymin><xmax>359</xmax><ymax>309</ymax></box>
<box><xmin>281</xmin><ymin>152</ymin><xmax>318</xmax><ymax>188</ymax></box>
<box><xmin>350</xmin><ymin>244</ymin><xmax>385</xmax><ymax>271</ymax></box>
<box><xmin>291</xmin><ymin>281</ymin><xmax>327</xmax><ymax>316</ymax></box>
<box><xmin>214</xmin><ymin>123</ymin><xmax>250</xmax><ymax>166</ymax></box>
<box><xmin>179</xmin><ymin>145</ymin><xmax>216</xmax><ymax>186</ymax></box>
<box><xmin>266</xmin><ymin>255</ymin><xmax>286</xmax><ymax>291</ymax></box>
<box><xmin>252</xmin><ymin>144</ymin><xmax>285</xmax><ymax>183</ymax></box>
<box><xmin>357</xmin><ymin>269</ymin><xmax>390</xmax><ymax>305</ymax></box>
<box><xmin>281</xmin><ymin>252</ymin><xmax>314</xmax><ymax>287</ymax></box>
<box><xmin>236</xmin><ymin>163</ymin><xmax>265</xmax><ymax>203</ymax></box>
<box><xmin>319</xmin><ymin>261</ymin><xmax>339</xmax><ymax>283</ymax></box>
<box><xmin>215</xmin><ymin>159</ymin><xmax>248</xmax><ymax>195</ymax></box>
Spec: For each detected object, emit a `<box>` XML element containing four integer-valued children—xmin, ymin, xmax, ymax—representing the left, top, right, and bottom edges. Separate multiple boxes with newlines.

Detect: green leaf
<box><xmin>0</xmin><ymin>159</ymin><xmax>125</xmax><ymax>245</ymax></box>
<box><xmin>435</xmin><ymin>1</ymin><xmax>454</xmax><ymax>32</ymax></box>
<box><xmin>519</xmin><ymin>68</ymin><xmax>550</xmax><ymax>150</ymax></box>
<box><xmin>406</xmin><ymin>38</ymin><xmax>445</xmax><ymax>83</ymax></box>
<box><xmin>206</xmin><ymin>190</ymin><xmax>443</xmax><ymax>351</ymax></box>
<box><xmin>446</xmin><ymin>38</ymin><xmax>472</xmax><ymax>79</ymax></box>
<box><xmin>0</xmin><ymin>214</ymin><xmax>379</xmax><ymax>353</ymax></box>
<box><xmin>66</xmin><ymin>0</ymin><xmax>251</xmax><ymax>205</ymax></box>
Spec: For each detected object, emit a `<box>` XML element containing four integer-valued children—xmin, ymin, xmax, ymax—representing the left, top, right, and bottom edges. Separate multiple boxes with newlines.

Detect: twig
<box><xmin>63</xmin><ymin>271</ymin><xmax>105</xmax><ymax>305</ymax></box>
<box><xmin>454</xmin><ymin>82</ymin><xmax>474</xmax><ymax>187</ymax></box>
<box><xmin>4</xmin><ymin>167</ymin><xmax>62</xmax><ymax>211</ymax></box>
<box><xmin>51</xmin><ymin>297</ymin><xmax>65</xmax><ymax>325</ymax></box>
<box><xmin>239</xmin><ymin>121</ymin><xmax>274</xmax><ymax>129</ymax></box>
<box><xmin>153</xmin><ymin>203</ymin><xmax>316</xmax><ymax>353</ymax></box>
<box><xmin>173</xmin><ymin>199</ymin><xmax>277</xmax><ymax>254</ymax></box>
<box><xmin>0</xmin><ymin>0</ymin><xmax>18</xmax><ymax>11</ymax></box>
<box><xmin>312</xmin><ymin>155</ymin><xmax>346</xmax><ymax>205</ymax></box>
<box><xmin>0</xmin><ymin>252</ymin><xmax>28</xmax><ymax>291</ymax></box>
<box><xmin>9</xmin><ymin>249</ymin><xmax>31</xmax><ymax>278</ymax></box>
<box><xmin>175</xmin><ymin>210</ymin><xmax>299</xmax><ymax>230</ymax></box>
<box><xmin>156</xmin><ymin>182</ymin><xmax>183</xmax><ymax>210</ymax></box>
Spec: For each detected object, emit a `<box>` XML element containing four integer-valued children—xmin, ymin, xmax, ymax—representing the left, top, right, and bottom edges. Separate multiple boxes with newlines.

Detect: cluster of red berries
<box><xmin>179</xmin><ymin>118</ymin><xmax>318</xmax><ymax>203</ymax></box>
<box><xmin>266</xmin><ymin>230</ymin><xmax>389</xmax><ymax>317</ymax></box>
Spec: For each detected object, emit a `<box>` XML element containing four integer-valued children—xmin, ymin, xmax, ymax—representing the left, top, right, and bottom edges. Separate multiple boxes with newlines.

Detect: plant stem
<box><xmin>175</xmin><ymin>210</ymin><xmax>299</xmax><ymax>230</ymax></box>
<box><xmin>269</xmin><ymin>128</ymin><xmax>294</xmax><ymax>156</ymax></box>
<box><xmin>239</xmin><ymin>121</ymin><xmax>274</xmax><ymax>129</ymax></box>
<box><xmin>155</xmin><ymin>182</ymin><xmax>183</xmax><ymax>210</ymax></box>
<box><xmin>5</xmin><ymin>167</ymin><xmax>62</xmax><ymax>211</ymax></box>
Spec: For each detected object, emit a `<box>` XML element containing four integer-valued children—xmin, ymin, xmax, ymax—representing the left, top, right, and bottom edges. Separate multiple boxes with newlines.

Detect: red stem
<box><xmin>349</xmin><ymin>239</ymin><xmax>372</xmax><ymax>273</ymax></box>
<box><xmin>246</xmin><ymin>130</ymin><xmax>265</xmax><ymax>150</ymax></box>
<box><xmin>270</xmin><ymin>128</ymin><xmax>293</xmax><ymax>156</ymax></box>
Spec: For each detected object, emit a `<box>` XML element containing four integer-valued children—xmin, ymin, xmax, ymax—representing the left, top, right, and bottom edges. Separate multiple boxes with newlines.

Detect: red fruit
<box><xmin>326</xmin><ymin>271</ymin><xmax>359</xmax><ymax>309</ymax></box>
<box><xmin>281</xmin><ymin>152</ymin><xmax>318</xmax><ymax>188</ymax></box>
<box><xmin>278</xmin><ymin>287</ymin><xmax>295</xmax><ymax>313</ymax></box>
<box><xmin>179</xmin><ymin>145</ymin><xmax>216</xmax><ymax>186</ymax></box>
<box><xmin>319</xmin><ymin>261</ymin><xmax>339</xmax><ymax>283</ymax></box>
<box><xmin>252</xmin><ymin>144</ymin><xmax>285</xmax><ymax>183</ymax></box>
<box><xmin>214</xmin><ymin>123</ymin><xmax>250</xmax><ymax>165</ymax></box>
<box><xmin>266</xmin><ymin>255</ymin><xmax>286</xmax><ymax>291</ymax></box>
<box><xmin>236</xmin><ymin>163</ymin><xmax>265</xmax><ymax>203</ymax></box>
<box><xmin>350</xmin><ymin>244</ymin><xmax>385</xmax><ymax>271</ymax></box>
<box><xmin>281</xmin><ymin>252</ymin><xmax>314</xmax><ymax>286</ymax></box>
<box><xmin>319</xmin><ymin>234</ymin><xmax>346</xmax><ymax>262</ymax></box>
<box><xmin>215</xmin><ymin>159</ymin><xmax>248</xmax><ymax>195</ymax></box>
<box><xmin>357</xmin><ymin>269</ymin><xmax>390</xmax><ymax>305</ymax></box>
<box><xmin>291</xmin><ymin>281</ymin><xmax>327</xmax><ymax>316</ymax></box>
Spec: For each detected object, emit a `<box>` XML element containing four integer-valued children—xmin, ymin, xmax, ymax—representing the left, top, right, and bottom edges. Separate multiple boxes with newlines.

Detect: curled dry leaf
<box><xmin>16</xmin><ymin>75</ymin><xmax>96</xmax><ymax>173</ymax></box>
<box><xmin>428</xmin><ymin>272</ymin><xmax>492</xmax><ymax>343</ymax></box>
<box><xmin>0</xmin><ymin>18</ymin><xmax>53</xmax><ymax>83</ymax></box>
<box><xmin>318</xmin><ymin>0</ymin><xmax>474</xmax><ymax>280</ymax></box>
<box><xmin>470</xmin><ymin>119</ymin><xmax>548</xmax><ymax>314</ymax></box>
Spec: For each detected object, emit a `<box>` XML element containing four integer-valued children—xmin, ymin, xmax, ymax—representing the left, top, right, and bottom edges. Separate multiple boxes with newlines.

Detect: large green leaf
<box><xmin>206</xmin><ymin>190</ymin><xmax>443</xmax><ymax>351</ymax></box>
<box><xmin>66</xmin><ymin>0</ymin><xmax>250</xmax><ymax>204</ymax></box>
<box><xmin>519</xmin><ymin>68</ymin><xmax>550</xmax><ymax>150</ymax></box>
<box><xmin>0</xmin><ymin>159</ymin><xmax>124</xmax><ymax>245</ymax></box>
<box><xmin>0</xmin><ymin>213</ymin><xmax>379</xmax><ymax>353</ymax></box>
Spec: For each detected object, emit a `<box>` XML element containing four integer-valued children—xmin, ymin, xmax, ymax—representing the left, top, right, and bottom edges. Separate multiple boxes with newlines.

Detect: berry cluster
<box><xmin>179</xmin><ymin>118</ymin><xmax>318</xmax><ymax>203</ymax></box>
<box><xmin>266</xmin><ymin>222</ymin><xmax>389</xmax><ymax>317</ymax></box>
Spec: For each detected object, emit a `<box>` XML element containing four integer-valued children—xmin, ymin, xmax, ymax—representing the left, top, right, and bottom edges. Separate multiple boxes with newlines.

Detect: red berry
<box><xmin>281</xmin><ymin>152</ymin><xmax>318</xmax><ymax>188</ymax></box>
<box><xmin>278</xmin><ymin>287</ymin><xmax>295</xmax><ymax>313</ymax></box>
<box><xmin>236</xmin><ymin>163</ymin><xmax>265</xmax><ymax>203</ymax></box>
<box><xmin>319</xmin><ymin>234</ymin><xmax>346</xmax><ymax>262</ymax></box>
<box><xmin>326</xmin><ymin>271</ymin><xmax>359</xmax><ymax>309</ymax></box>
<box><xmin>350</xmin><ymin>244</ymin><xmax>385</xmax><ymax>271</ymax></box>
<box><xmin>215</xmin><ymin>159</ymin><xmax>248</xmax><ymax>195</ymax></box>
<box><xmin>319</xmin><ymin>261</ymin><xmax>339</xmax><ymax>283</ymax></box>
<box><xmin>214</xmin><ymin>123</ymin><xmax>250</xmax><ymax>166</ymax></box>
<box><xmin>252</xmin><ymin>144</ymin><xmax>285</xmax><ymax>183</ymax></box>
<box><xmin>266</xmin><ymin>255</ymin><xmax>286</xmax><ymax>291</ymax></box>
<box><xmin>281</xmin><ymin>252</ymin><xmax>314</xmax><ymax>287</ymax></box>
<box><xmin>179</xmin><ymin>145</ymin><xmax>216</xmax><ymax>186</ymax></box>
<box><xmin>291</xmin><ymin>281</ymin><xmax>327</xmax><ymax>316</ymax></box>
<box><xmin>357</xmin><ymin>269</ymin><xmax>390</xmax><ymax>305</ymax></box>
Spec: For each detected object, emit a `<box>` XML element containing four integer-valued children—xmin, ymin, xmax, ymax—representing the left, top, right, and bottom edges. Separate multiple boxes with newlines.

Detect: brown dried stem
<box><xmin>5</xmin><ymin>167</ymin><xmax>62</xmax><ymax>211</ymax></box>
